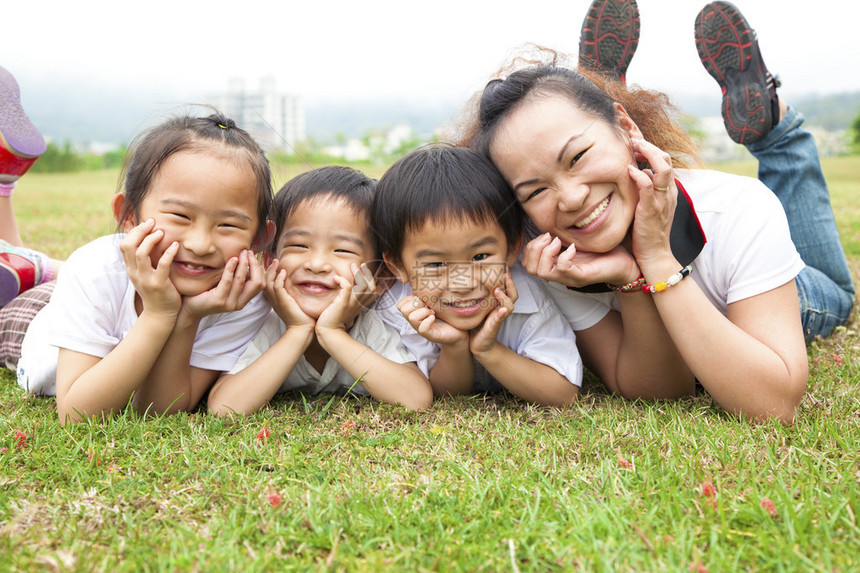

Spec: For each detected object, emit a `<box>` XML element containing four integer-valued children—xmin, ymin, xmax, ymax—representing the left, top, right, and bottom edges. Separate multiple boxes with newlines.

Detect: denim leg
<box><xmin>746</xmin><ymin>107</ymin><xmax>854</xmax><ymax>340</ymax></box>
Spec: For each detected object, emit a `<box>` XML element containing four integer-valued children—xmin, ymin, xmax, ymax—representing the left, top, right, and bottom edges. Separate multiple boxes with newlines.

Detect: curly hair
<box><xmin>458</xmin><ymin>45</ymin><xmax>700</xmax><ymax>169</ymax></box>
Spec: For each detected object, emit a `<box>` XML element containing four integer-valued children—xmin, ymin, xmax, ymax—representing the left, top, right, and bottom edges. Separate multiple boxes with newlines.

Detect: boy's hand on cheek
<box><xmin>121</xmin><ymin>220</ymin><xmax>181</xmax><ymax>320</ymax></box>
<box><xmin>397</xmin><ymin>295</ymin><xmax>469</xmax><ymax>347</ymax></box>
<box><xmin>264</xmin><ymin>261</ymin><xmax>315</xmax><ymax>330</ymax></box>
<box><xmin>351</xmin><ymin>263</ymin><xmax>379</xmax><ymax>309</ymax></box>
<box><xmin>182</xmin><ymin>251</ymin><xmax>265</xmax><ymax>321</ymax></box>
<box><xmin>316</xmin><ymin>275</ymin><xmax>358</xmax><ymax>334</ymax></box>
<box><xmin>470</xmin><ymin>270</ymin><xmax>517</xmax><ymax>356</ymax></box>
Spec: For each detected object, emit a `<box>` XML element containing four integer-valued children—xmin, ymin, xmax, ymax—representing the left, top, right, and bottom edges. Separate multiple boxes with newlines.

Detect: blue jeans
<box><xmin>747</xmin><ymin>107</ymin><xmax>855</xmax><ymax>342</ymax></box>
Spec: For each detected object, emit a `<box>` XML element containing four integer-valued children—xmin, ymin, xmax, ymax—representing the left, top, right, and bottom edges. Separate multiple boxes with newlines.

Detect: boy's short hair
<box><xmin>372</xmin><ymin>144</ymin><xmax>524</xmax><ymax>263</ymax></box>
<box><xmin>270</xmin><ymin>166</ymin><xmax>376</xmax><ymax>254</ymax></box>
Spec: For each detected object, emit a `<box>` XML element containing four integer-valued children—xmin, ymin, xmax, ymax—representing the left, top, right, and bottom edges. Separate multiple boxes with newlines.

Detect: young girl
<box><xmin>12</xmin><ymin>112</ymin><xmax>274</xmax><ymax>424</ymax></box>
<box><xmin>461</xmin><ymin>0</ymin><xmax>853</xmax><ymax>422</ymax></box>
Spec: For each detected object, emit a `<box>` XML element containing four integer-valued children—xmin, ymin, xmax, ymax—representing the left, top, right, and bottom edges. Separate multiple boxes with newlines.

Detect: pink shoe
<box><xmin>0</xmin><ymin>66</ymin><xmax>46</xmax><ymax>180</ymax></box>
<box><xmin>0</xmin><ymin>240</ymin><xmax>53</xmax><ymax>306</ymax></box>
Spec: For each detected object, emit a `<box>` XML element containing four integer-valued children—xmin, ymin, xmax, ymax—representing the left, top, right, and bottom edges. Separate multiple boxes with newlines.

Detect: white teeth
<box><xmin>450</xmin><ymin>300</ymin><xmax>475</xmax><ymax>308</ymax></box>
<box><xmin>574</xmin><ymin>196</ymin><xmax>610</xmax><ymax>229</ymax></box>
<box><xmin>185</xmin><ymin>264</ymin><xmax>206</xmax><ymax>270</ymax></box>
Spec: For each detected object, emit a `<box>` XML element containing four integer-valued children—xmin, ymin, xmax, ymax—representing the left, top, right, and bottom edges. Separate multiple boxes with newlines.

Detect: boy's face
<box><xmin>273</xmin><ymin>197</ymin><xmax>375</xmax><ymax>319</ymax></box>
<box><xmin>388</xmin><ymin>217</ymin><xmax>520</xmax><ymax>332</ymax></box>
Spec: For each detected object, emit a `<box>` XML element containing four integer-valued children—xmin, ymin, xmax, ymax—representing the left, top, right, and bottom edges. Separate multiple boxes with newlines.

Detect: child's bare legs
<box><xmin>0</xmin><ymin>65</ymin><xmax>60</xmax><ymax>306</ymax></box>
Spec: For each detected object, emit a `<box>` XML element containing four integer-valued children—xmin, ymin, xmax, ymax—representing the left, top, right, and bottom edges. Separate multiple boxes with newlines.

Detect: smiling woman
<box><xmin>459</xmin><ymin>0</ymin><xmax>855</xmax><ymax>422</ymax></box>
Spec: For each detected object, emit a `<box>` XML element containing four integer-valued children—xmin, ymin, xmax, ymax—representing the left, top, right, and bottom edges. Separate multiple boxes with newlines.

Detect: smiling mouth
<box><xmin>573</xmin><ymin>195</ymin><xmax>611</xmax><ymax>229</ymax></box>
<box><xmin>298</xmin><ymin>281</ymin><xmax>335</xmax><ymax>294</ymax></box>
<box><xmin>176</xmin><ymin>261</ymin><xmax>214</xmax><ymax>272</ymax></box>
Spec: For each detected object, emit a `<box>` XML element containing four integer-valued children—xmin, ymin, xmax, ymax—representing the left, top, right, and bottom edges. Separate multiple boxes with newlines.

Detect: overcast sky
<box><xmin>5</xmin><ymin>0</ymin><xmax>859</xmax><ymax>110</ymax></box>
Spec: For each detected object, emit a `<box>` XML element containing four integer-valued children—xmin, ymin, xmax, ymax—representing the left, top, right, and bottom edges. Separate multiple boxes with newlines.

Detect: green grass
<box><xmin>2</xmin><ymin>157</ymin><xmax>860</xmax><ymax>571</ymax></box>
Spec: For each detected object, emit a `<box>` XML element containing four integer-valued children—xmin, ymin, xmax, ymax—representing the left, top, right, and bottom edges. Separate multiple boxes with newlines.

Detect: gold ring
<box><xmin>654</xmin><ymin>186</ymin><xmax>668</xmax><ymax>192</ymax></box>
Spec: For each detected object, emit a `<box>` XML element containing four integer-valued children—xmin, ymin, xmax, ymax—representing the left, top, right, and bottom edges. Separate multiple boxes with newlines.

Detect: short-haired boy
<box><xmin>372</xmin><ymin>145</ymin><xmax>581</xmax><ymax>406</ymax></box>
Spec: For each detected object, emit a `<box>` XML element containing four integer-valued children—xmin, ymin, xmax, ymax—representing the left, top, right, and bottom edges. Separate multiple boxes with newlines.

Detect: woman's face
<box><xmin>489</xmin><ymin>94</ymin><xmax>643</xmax><ymax>253</ymax></box>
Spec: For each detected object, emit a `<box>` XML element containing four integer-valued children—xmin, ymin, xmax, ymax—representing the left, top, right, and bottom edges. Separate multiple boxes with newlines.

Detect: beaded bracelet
<box><xmin>607</xmin><ymin>274</ymin><xmax>646</xmax><ymax>293</ymax></box>
<box><xmin>641</xmin><ymin>265</ymin><xmax>693</xmax><ymax>293</ymax></box>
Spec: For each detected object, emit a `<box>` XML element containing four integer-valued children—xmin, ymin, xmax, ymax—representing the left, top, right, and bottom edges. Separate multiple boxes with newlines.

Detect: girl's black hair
<box><xmin>372</xmin><ymin>144</ymin><xmax>524</xmax><ymax>263</ymax></box>
<box><xmin>117</xmin><ymin>111</ymin><xmax>273</xmax><ymax>243</ymax></box>
<box><xmin>270</xmin><ymin>166</ymin><xmax>376</xmax><ymax>255</ymax></box>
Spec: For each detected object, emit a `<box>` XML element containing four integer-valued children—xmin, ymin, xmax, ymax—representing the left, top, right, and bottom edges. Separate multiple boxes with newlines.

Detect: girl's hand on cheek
<box><xmin>182</xmin><ymin>250</ymin><xmax>265</xmax><ymax>320</ymax></box>
<box><xmin>470</xmin><ymin>269</ymin><xmax>517</xmax><ymax>355</ymax></box>
<box><xmin>397</xmin><ymin>295</ymin><xmax>468</xmax><ymax>347</ymax></box>
<box><xmin>264</xmin><ymin>261</ymin><xmax>315</xmax><ymax>329</ymax></box>
<box><xmin>628</xmin><ymin>138</ymin><xmax>677</xmax><ymax>265</ymax></box>
<box><xmin>121</xmin><ymin>219</ymin><xmax>181</xmax><ymax>318</ymax></box>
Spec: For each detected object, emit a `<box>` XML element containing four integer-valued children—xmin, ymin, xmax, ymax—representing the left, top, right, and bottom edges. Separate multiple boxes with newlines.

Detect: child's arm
<box><xmin>56</xmin><ymin>222</ymin><xmax>182</xmax><ymax>423</ymax></box>
<box><xmin>208</xmin><ymin>262</ymin><xmax>315</xmax><ymax>416</ymax></box>
<box><xmin>133</xmin><ymin>250</ymin><xmax>265</xmax><ymax>414</ymax></box>
<box><xmin>317</xmin><ymin>277</ymin><xmax>433</xmax><ymax>410</ymax></box>
<box><xmin>396</xmin><ymin>295</ymin><xmax>474</xmax><ymax>397</ymax></box>
<box><xmin>470</xmin><ymin>271</ymin><xmax>579</xmax><ymax>407</ymax></box>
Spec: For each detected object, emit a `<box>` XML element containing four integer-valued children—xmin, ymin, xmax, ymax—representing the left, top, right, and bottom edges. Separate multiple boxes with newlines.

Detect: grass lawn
<box><xmin>2</xmin><ymin>157</ymin><xmax>859</xmax><ymax>571</ymax></box>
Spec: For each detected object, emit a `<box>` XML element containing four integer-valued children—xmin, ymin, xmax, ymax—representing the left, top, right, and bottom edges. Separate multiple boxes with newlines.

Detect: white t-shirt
<box><xmin>16</xmin><ymin>234</ymin><xmax>271</xmax><ymax>395</ymax></box>
<box><xmin>228</xmin><ymin>307</ymin><xmax>416</xmax><ymax>396</ymax></box>
<box><xmin>546</xmin><ymin>168</ymin><xmax>806</xmax><ymax>331</ymax></box>
<box><xmin>376</xmin><ymin>263</ymin><xmax>583</xmax><ymax>391</ymax></box>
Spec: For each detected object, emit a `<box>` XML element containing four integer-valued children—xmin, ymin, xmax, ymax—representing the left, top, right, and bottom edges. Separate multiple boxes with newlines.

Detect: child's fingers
<box><xmin>153</xmin><ymin>241</ymin><xmax>179</xmax><ymax>280</ymax></box>
<box><xmin>416</xmin><ymin>313</ymin><xmax>437</xmax><ymax>337</ymax></box>
<box><xmin>397</xmin><ymin>294</ymin><xmax>425</xmax><ymax>315</ymax></box>
<box><xmin>503</xmin><ymin>268</ymin><xmax>518</xmax><ymax>304</ymax></box>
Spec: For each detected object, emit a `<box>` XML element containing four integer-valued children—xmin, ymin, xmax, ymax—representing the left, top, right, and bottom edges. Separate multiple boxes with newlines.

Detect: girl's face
<box><xmin>489</xmin><ymin>94</ymin><xmax>642</xmax><ymax>253</ymax></box>
<box><xmin>118</xmin><ymin>150</ymin><xmax>261</xmax><ymax>297</ymax></box>
<box><xmin>273</xmin><ymin>197</ymin><xmax>375</xmax><ymax>320</ymax></box>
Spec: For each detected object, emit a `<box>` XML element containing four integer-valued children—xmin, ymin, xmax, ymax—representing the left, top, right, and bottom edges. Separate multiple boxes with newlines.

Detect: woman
<box><xmin>462</xmin><ymin>0</ymin><xmax>854</xmax><ymax>422</ymax></box>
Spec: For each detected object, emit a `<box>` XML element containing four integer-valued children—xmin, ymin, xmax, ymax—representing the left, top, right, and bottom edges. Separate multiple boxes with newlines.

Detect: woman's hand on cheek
<box><xmin>523</xmin><ymin>234</ymin><xmax>638</xmax><ymax>288</ymax></box>
<box><xmin>182</xmin><ymin>250</ymin><xmax>265</xmax><ymax>320</ymax></box>
<box><xmin>264</xmin><ymin>260</ymin><xmax>315</xmax><ymax>329</ymax></box>
<box><xmin>628</xmin><ymin>138</ymin><xmax>677</xmax><ymax>264</ymax></box>
<box><xmin>121</xmin><ymin>219</ymin><xmax>181</xmax><ymax>319</ymax></box>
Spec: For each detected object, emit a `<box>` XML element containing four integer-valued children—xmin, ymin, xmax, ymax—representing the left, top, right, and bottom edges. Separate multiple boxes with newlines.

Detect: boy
<box><xmin>208</xmin><ymin>167</ymin><xmax>433</xmax><ymax>415</ymax></box>
<box><xmin>372</xmin><ymin>145</ymin><xmax>581</xmax><ymax>406</ymax></box>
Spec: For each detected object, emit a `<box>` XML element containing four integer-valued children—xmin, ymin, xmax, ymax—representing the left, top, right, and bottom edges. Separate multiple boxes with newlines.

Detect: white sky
<box><xmin>4</xmin><ymin>0</ymin><xmax>859</xmax><ymax>107</ymax></box>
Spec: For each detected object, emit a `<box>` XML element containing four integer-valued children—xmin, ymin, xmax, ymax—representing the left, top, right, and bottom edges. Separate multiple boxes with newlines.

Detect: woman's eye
<box><xmin>473</xmin><ymin>253</ymin><xmax>490</xmax><ymax>262</ymax></box>
<box><xmin>169</xmin><ymin>212</ymin><xmax>190</xmax><ymax>220</ymax></box>
<box><xmin>570</xmin><ymin>149</ymin><xmax>587</xmax><ymax>168</ymax></box>
<box><xmin>525</xmin><ymin>188</ymin><xmax>546</xmax><ymax>202</ymax></box>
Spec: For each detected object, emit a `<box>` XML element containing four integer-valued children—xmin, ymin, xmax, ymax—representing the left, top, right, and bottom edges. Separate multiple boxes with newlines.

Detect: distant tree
<box><xmin>852</xmin><ymin>109</ymin><xmax>860</xmax><ymax>153</ymax></box>
<box><xmin>29</xmin><ymin>141</ymin><xmax>82</xmax><ymax>173</ymax></box>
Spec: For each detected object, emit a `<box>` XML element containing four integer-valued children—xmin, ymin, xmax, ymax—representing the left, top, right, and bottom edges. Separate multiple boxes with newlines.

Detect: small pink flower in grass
<box><xmin>14</xmin><ymin>431</ymin><xmax>27</xmax><ymax>449</ymax></box>
<box><xmin>618</xmin><ymin>456</ymin><xmax>633</xmax><ymax>470</ymax></box>
<box><xmin>256</xmin><ymin>427</ymin><xmax>271</xmax><ymax>443</ymax></box>
<box><xmin>833</xmin><ymin>354</ymin><xmax>844</xmax><ymax>366</ymax></box>
<box><xmin>87</xmin><ymin>450</ymin><xmax>102</xmax><ymax>466</ymax></box>
<box><xmin>700</xmin><ymin>480</ymin><xmax>717</xmax><ymax>510</ymax></box>
<box><xmin>267</xmin><ymin>491</ymin><xmax>283</xmax><ymax>508</ymax></box>
<box><xmin>341</xmin><ymin>420</ymin><xmax>357</xmax><ymax>435</ymax></box>
<box><xmin>813</xmin><ymin>357</ymin><xmax>823</xmax><ymax>364</ymax></box>
<box><xmin>688</xmin><ymin>564</ymin><xmax>708</xmax><ymax>573</ymax></box>
<box><xmin>760</xmin><ymin>497</ymin><xmax>777</xmax><ymax>518</ymax></box>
